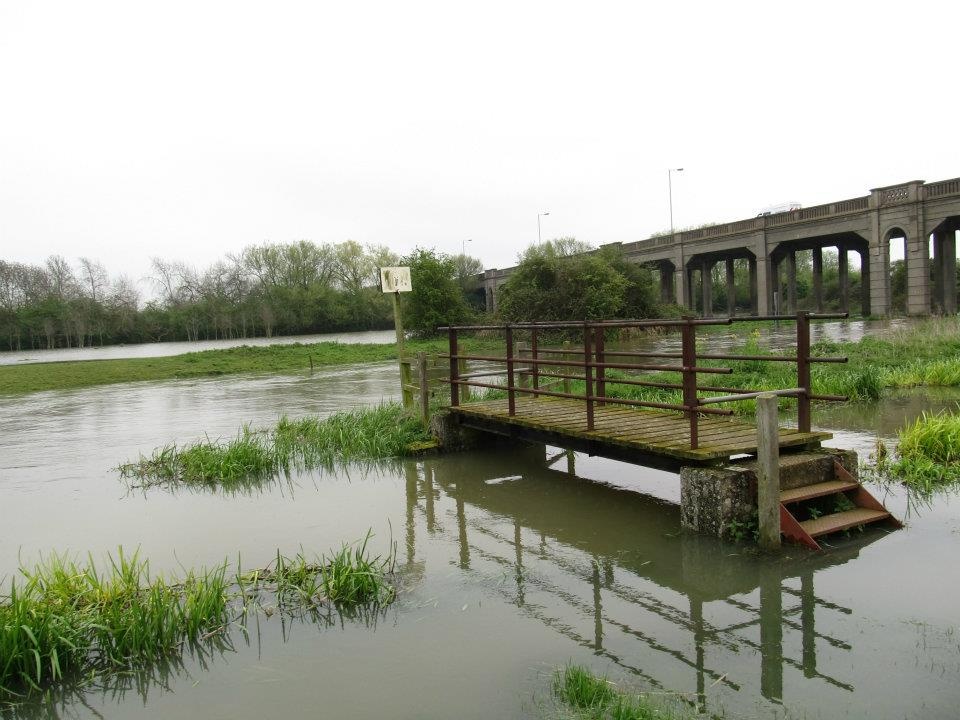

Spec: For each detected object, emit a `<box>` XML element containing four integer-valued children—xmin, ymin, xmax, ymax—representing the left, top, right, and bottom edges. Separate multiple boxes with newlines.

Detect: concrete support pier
<box><xmin>679</xmin><ymin>450</ymin><xmax>858</xmax><ymax>540</ymax></box>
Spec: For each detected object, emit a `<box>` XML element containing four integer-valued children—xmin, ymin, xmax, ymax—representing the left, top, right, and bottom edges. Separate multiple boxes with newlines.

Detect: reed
<box><xmin>120</xmin><ymin>404</ymin><xmax>431</xmax><ymax>487</ymax></box>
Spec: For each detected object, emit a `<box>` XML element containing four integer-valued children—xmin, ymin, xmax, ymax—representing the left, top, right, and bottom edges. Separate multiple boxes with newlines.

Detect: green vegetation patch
<box><xmin>877</xmin><ymin>410</ymin><xmax>960</xmax><ymax>493</ymax></box>
<box><xmin>119</xmin><ymin>404</ymin><xmax>432</xmax><ymax>488</ymax></box>
<box><xmin>0</xmin><ymin>337</ymin><xmax>500</xmax><ymax>396</ymax></box>
<box><xmin>552</xmin><ymin>664</ymin><xmax>688</xmax><ymax>719</ymax></box>
<box><xmin>1</xmin><ymin>539</ymin><xmax>396</xmax><ymax>706</ymax></box>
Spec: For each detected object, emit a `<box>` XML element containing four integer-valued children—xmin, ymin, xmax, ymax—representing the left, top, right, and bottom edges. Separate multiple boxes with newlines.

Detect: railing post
<box><xmin>796</xmin><ymin>311</ymin><xmax>811</xmax><ymax>433</ymax></box>
<box><xmin>531</xmin><ymin>328</ymin><xmax>539</xmax><ymax>393</ymax></box>
<box><xmin>562</xmin><ymin>340</ymin><xmax>572</xmax><ymax>395</ymax></box>
<box><xmin>681</xmin><ymin>318</ymin><xmax>699</xmax><ymax>449</ymax></box>
<box><xmin>583</xmin><ymin>322</ymin><xmax>594</xmax><ymax>431</ymax></box>
<box><xmin>756</xmin><ymin>393</ymin><xmax>781</xmax><ymax>550</ymax></box>
<box><xmin>594</xmin><ymin>326</ymin><xmax>605</xmax><ymax>407</ymax></box>
<box><xmin>417</xmin><ymin>351</ymin><xmax>429</xmax><ymax>424</ymax></box>
<box><xmin>448</xmin><ymin>327</ymin><xmax>459</xmax><ymax>407</ymax></box>
<box><xmin>505</xmin><ymin>325</ymin><xmax>516</xmax><ymax>416</ymax></box>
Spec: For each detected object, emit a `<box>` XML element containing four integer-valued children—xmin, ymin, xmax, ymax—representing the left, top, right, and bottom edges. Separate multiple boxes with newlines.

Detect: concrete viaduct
<box><xmin>480</xmin><ymin>177</ymin><xmax>960</xmax><ymax>317</ymax></box>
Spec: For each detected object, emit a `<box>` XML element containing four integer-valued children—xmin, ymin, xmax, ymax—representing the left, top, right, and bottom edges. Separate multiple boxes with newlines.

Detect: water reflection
<box><xmin>403</xmin><ymin>443</ymin><xmax>883</xmax><ymax>711</ymax></box>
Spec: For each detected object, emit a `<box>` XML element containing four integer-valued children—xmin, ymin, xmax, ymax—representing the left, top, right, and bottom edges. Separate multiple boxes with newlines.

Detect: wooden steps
<box><xmin>780</xmin><ymin>479</ymin><xmax>859</xmax><ymax>504</ymax></box>
<box><xmin>779</xmin><ymin>460</ymin><xmax>901</xmax><ymax>551</ymax></box>
<box><xmin>800</xmin><ymin>508</ymin><xmax>891</xmax><ymax>538</ymax></box>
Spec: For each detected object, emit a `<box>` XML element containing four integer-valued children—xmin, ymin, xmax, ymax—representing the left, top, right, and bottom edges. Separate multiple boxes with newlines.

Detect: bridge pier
<box><xmin>837</xmin><ymin>245</ymin><xmax>849</xmax><ymax>314</ymax></box>
<box><xmin>679</xmin><ymin>449</ymin><xmax>858</xmax><ymax>539</ymax></box>
<box><xmin>725</xmin><ymin>258</ymin><xmax>736</xmax><ymax>316</ymax></box>
<box><xmin>701</xmin><ymin>259</ymin><xmax>714</xmax><ymax>317</ymax></box>
<box><xmin>811</xmin><ymin>247</ymin><xmax>824</xmax><ymax>312</ymax></box>
<box><xmin>932</xmin><ymin>228</ymin><xmax>957</xmax><ymax>314</ymax></box>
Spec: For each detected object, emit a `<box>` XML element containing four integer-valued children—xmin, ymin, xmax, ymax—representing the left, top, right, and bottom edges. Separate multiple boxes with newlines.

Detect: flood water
<box><xmin>1</xmin><ymin>322</ymin><xmax>959</xmax><ymax>719</ymax></box>
<box><xmin>0</xmin><ymin>329</ymin><xmax>396</xmax><ymax>366</ymax></box>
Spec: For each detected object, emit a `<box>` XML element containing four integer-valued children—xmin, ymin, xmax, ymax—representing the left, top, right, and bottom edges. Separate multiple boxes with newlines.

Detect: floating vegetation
<box><xmin>552</xmin><ymin>664</ymin><xmax>688</xmax><ymax>719</ymax></box>
<box><xmin>878</xmin><ymin>410</ymin><xmax>960</xmax><ymax>493</ymax></box>
<box><xmin>0</xmin><ymin>536</ymin><xmax>396</xmax><ymax>707</ymax></box>
<box><xmin>119</xmin><ymin>404</ymin><xmax>433</xmax><ymax>488</ymax></box>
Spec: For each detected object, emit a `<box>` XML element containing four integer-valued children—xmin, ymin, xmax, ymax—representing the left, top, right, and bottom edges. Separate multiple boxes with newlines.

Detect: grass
<box><xmin>119</xmin><ymin>404</ymin><xmax>432</xmax><ymax>487</ymax></box>
<box><xmin>1</xmin><ymin>537</ymin><xmax>396</xmax><ymax>706</ymax></box>
<box><xmin>552</xmin><ymin>665</ymin><xmax>687</xmax><ymax>719</ymax></box>
<box><xmin>0</xmin><ymin>336</ymin><xmax>501</xmax><ymax>396</ymax></box>
<box><xmin>0</xmin><ymin>549</ymin><xmax>231</xmax><ymax>703</ymax></box>
<box><xmin>876</xmin><ymin>410</ymin><xmax>960</xmax><ymax>492</ymax></box>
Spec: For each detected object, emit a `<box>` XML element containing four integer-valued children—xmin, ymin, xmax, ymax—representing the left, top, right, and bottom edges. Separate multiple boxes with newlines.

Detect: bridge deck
<box><xmin>450</xmin><ymin>397</ymin><xmax>831</xmax><ymax>462</ymax></box>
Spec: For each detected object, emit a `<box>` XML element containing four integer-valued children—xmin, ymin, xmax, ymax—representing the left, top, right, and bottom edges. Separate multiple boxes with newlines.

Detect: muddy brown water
<box><xmin>1</xmin><ymin>322</ymin><xmax>959</xmax><ymax>719</ymax></box>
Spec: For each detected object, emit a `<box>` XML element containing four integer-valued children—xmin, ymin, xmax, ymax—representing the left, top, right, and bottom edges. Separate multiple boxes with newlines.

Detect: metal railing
<box><xmin>439</xmin><ymin>312</ymin><xmax>848</xmax><ymax>450</ymax></box>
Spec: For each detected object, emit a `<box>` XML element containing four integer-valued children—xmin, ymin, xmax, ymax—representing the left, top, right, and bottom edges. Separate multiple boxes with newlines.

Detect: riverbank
<box><xmin>0</xmin><ymin>337</ymin><xmax>498</xmax><ymax>395</ymax></box>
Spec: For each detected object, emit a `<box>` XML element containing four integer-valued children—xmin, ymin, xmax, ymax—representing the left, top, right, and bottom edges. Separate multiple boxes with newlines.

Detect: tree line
<box><xmin>0</xmin><ymin>241</ymin><xmax>484</xmax><ymax>351</ymax></box>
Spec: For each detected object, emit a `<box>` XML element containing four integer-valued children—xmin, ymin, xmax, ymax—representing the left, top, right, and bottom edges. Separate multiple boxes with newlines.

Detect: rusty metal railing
<box><xmin>438</xmin><ymin>312</ymin><xmax>848</xmax><ymax>450</ymax></box>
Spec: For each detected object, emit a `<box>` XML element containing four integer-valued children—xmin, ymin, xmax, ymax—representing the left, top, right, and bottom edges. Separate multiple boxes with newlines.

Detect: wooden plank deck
<box><xmin>450</xmin><ymin>397</ymin><xmax>832</xmax><ymax>462</ymax></box>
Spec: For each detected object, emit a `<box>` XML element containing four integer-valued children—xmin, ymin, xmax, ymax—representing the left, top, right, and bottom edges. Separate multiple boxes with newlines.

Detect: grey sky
<box><xmin>1</xmin><ymin>0</ymin><xmax>957</xmax><ymax>289</ymax></box>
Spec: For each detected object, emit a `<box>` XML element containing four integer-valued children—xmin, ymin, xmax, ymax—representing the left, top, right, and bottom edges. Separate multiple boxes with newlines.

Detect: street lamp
<box><xmin>538</xmin><ymin>212</ymin><xmax>550</xmax><ymax>243</ymax></box>
<box><xmin>668</xmin><ymin>168</ymin><xmax>684</xmax><ymax>236</ymax></box>
<box><xmin>461</xmin><ymin>238</ymin><xmax>472</xmax><ymax>257</ymax></box>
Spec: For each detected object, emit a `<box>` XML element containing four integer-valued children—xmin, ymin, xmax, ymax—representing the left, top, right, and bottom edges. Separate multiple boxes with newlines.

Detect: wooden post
<box><xmin>594</xmin><ymin>327</ymin><xmax>605</xmax><ymax>407</ymax></box>
<box><xmin>562</xmin><ymin>341</ymin><xmax>572</xmax><ymax>395</ymax></box>
<box><xmin>448</xmin><ymin>327</ymin><xmax>459</xmax><ymax>407</ymax></box>
<box><xmin>458</xmin><ymin>357</ymin><xmax>469</xmax><ymax>402</ymax></box>
<box><xmin>392</xmin><ymin>291</ymin><xmax>413</xmax><ymax>409</ymax></box>
<box><xmin>505</xmin><ymin>325</ymin><xmax>516</xmax><ymax>416</ymax></box>
<box><xmin>417</xmin><ymin>351</ymin><xmax>429</xmax><ymax>424</ymax></box>
<box><xmin>531</xmin><ymin>329</ymin><xmax>539</xmax><ymax>392</ymax></box>
<box><xmin>796</xmin><ymin>311</ymin><xmax>811</xmax><ymax>433</ymax></box>
<box><xmin>756</xmin><ymin>393</ymin><xmax>781</xmax><ymax>550</ymax></box>
<box><xmin>583</xmin><ymin>323</ymin><xmax>594</xmax><ymax>431</ymax></box>
<box><xmin>516</xmin><ymin>341</ymin><xmax>529</xmax><ymax>391</ymax></box>
<box><xmin>400</xmin><ymin>357</ymin><xmax>413</xmax><ymax>409</ymax></box>
<box><xmin>681</xmin><ymin>318</ymin><xmax>699</xmax><ymax>449</ymax></box>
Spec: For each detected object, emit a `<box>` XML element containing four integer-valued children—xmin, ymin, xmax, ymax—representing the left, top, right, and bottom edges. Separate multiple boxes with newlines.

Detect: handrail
<box><xmin>441</xmin><ymin>312</ymin><xmax>847</xmax><ymax>450</ymax></box>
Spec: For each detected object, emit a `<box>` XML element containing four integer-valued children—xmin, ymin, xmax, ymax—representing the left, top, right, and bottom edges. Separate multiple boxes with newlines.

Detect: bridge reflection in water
<box><xmin>401</xmin><ymin>443</ymin><xmax>876</xmax><ymax>710</ymax></box>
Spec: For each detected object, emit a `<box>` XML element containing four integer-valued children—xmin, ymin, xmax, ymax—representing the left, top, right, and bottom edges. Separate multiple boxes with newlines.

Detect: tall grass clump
<box><xmin>0</xmin><ymin>549</ymin><xmax>230</xmax><ymax>703</ymax></box>
<box><xmin>239</xmin><ymin>532</ymin><xmax>396</xmax><ymax>611</ymax></box>
<box><xmin>883</xmin><ymin>410</ymin><xmax>960</xmax><ymax>492</ymax></box>
<box><xmin>2</xmin><ymin>535</ymin><xmax>398</xmax><ymax>706</ymax></box>
<box><xmin>120</xmin><ymin>403</ymin><xmax>432</xmax><ymax>488</ymax></box>
<box><xmin>552</xmin><ymin>664</ymin><xmax>686</xmax><ymax>719</ymax></box>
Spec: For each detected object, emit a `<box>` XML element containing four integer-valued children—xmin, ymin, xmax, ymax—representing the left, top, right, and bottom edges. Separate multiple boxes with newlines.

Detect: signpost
<box><xmin>380</xmin><ymin>267</ymin><xmax>413</xmax><ymax>408</ymax></box>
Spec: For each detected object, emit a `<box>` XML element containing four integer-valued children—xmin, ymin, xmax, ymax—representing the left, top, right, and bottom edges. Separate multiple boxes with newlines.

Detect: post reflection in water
<box><xmin>400</xmin><ymin>442</ymin><xmax>873</xmax><ymax>711</ymax></box>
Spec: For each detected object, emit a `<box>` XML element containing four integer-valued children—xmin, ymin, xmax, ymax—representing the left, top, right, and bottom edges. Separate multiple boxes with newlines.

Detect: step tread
<box><xmin>800</xmin><ymin>508</ymin><xmax>890</xmax><ymax>538</ymax></box>
<box><xmin>780</xmin><ymin>479</ymin><xmax>859</xmax><ymax>504</ymax></box>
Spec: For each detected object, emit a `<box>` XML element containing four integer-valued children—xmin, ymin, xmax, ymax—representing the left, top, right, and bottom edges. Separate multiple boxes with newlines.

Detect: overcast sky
<box><xmin>2</xmin><ymin>0</ymin><xmax>958</xmax><ymax>289</ymax></box>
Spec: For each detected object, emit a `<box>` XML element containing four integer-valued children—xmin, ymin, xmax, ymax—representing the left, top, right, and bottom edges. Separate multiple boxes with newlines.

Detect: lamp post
<box><xmin>538</xmin><ymin>212</ymin><xmax>550</xmax><ymax>243</ymax></box>
<box><xmin>668</xmin><ymin>168</ymin><xmax>684</xmax><ymax>236</ymax></box>
<box><xmin>461</xmin><ymin>238</ymin><xmax>472</xmax><ymax>257</ymax></box>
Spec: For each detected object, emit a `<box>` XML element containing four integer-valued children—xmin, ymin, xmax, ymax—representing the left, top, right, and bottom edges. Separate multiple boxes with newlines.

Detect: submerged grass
<box><xmin>552</xmin><ymin>665</ymin><xmax>688</xmax><ymax>719</ymax></box>
<box><xmin>0</xmin><ymin>337</ymin><xmax>502</xmax><ymax>396</ymax></box>
<box><xmin>119</xmin><ymin>404</ymin><xmax>432</xmax><ymax>487</ymax></box>
<box><xmin>1</xmin><ymin>537</ymin><xmax>396</xmax><ymax>706</ymax></box>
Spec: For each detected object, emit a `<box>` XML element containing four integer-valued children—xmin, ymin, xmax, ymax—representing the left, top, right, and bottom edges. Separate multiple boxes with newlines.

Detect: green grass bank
<box><xmin>0</xmin><ymin>337</ymin><xmax>499</xmax><ymax>396</ymax></box>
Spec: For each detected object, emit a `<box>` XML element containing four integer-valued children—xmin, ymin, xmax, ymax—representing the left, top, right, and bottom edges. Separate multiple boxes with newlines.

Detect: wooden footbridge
<box><xmin>438</xmin><ymin>313</ymin><xmax>846</xmax><ymax>466</ymax></box>
<box><xmin>402</xmin><ymin>312</ymin><xmax>899</xmax><ymax>550</ymax></box>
